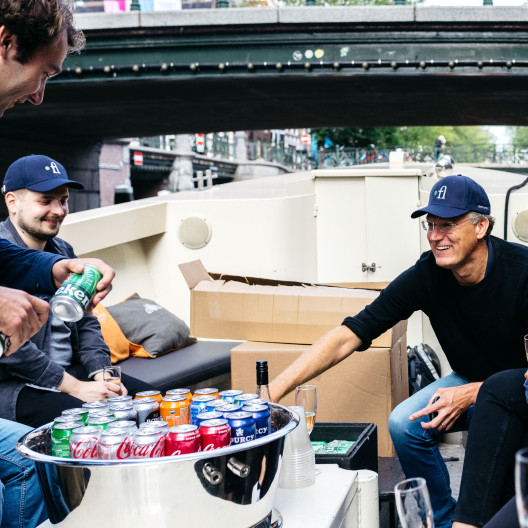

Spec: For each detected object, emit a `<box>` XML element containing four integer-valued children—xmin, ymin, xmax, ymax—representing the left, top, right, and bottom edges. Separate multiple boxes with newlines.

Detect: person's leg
<box><xmin>482</xmin><ymin>496</ymin><xmax>518</xmax><ymax>528</ymax></box>
<box><xmin>0</xmin><ymin>419</ymin><xmax>47</xmax><ymax>528</ymax></box>
<box><xmin>120</xmin><ymin>373</ymin><xmax>158</xmax><ymax>396</ymax></box>
<box><xmin>16</xmin><ymin>387</ymin><xmax>84</xmax><ymax>428</ymax></box>
<box><xmin>388</xmin><ymin>372</ymin><xmax>471</xmax><ymax>528</ymax></box>
<box><xmin>452</xmin><ymin>369</ymin><xmax>528</xmax><ymax>526</ymax></box>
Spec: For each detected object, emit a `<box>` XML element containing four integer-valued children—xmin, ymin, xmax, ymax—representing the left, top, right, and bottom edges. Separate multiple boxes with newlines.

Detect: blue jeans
<box><xmin>0</xmin><ymin>419</ymin><xmax>47</xmax><ymax>528</ymax></box>
<box><xmin>388</xmin><ymin>372</ymin><xmax>472</xmax><ymax>528</ymax></box>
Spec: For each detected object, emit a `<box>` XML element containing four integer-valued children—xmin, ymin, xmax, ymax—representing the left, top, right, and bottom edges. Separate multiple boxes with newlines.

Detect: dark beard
<box><xmin>18</xmin><ymin>218</ymin><xmax>59</xmax><ymax>242</ymax></box>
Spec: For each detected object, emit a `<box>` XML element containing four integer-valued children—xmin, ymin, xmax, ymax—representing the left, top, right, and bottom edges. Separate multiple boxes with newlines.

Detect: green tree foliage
<box><xmin>314</xmin><ymin>126</ymin><xmax>494</xmax><ymax>149</ymax></box>
<box><xmin>510</xmin><ymin>127</ymin><xmax>528</xmax><ymax>146</ymax></box>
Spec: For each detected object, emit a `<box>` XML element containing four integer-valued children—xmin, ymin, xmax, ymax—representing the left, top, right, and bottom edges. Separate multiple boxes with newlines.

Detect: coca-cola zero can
<box><xmin>69</xmin><ymin>426</ymin><xmax>102</xmax><ymax>460</ymax></box>
<box><xmin>98</xmin><ymin>429</ymin><xmax>134</xmax><ymax>460</ymax></box>
<box><xmin>132</xmin><ymin>428</ymin><xmax>165</xmax><ymax>458</ymax></box>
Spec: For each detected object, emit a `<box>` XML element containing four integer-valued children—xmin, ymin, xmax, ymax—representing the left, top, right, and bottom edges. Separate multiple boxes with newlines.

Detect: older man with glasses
<box><xmin>269</xmin><ymin>174</ymin><xmax>528</xmax><ymax>528</ymax></box>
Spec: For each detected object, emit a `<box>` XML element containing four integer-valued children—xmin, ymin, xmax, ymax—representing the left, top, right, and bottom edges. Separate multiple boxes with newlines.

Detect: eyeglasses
<box><xmin>421</xmin><ymin>218</ymin><xmax>471</xmax><ymax>234</ymax></box>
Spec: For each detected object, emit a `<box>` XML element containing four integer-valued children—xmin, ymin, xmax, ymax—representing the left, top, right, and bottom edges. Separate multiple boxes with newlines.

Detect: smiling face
<box><xmin>6</xmin><ymin>185</ymin><xmax>69</xmax><ymax>250</ymax></box>
<box><xmin>426</xmin><ymin>213</ymin><xmax>489</xmax><ymax>281</ymax></box>
<box><xmin>0</xmin><ymin>27</ymin><xmax>67</xmax><ymax>118</ymax></box>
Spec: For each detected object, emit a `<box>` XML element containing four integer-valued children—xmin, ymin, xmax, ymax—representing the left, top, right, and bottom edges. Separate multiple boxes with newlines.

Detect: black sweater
<box><xmin>343</xmin><ymin>236</ymin><xmax>528</xmax><ymax>382</ymax></box>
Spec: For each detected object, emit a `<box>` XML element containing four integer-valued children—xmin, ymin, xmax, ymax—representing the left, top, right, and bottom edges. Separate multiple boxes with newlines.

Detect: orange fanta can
<box><xmin>161</xmin><ymin>395</ymin><xmax>190</xmax><ymax>426</ymax></box>
<box><xmin>135</xmin><ymin>390</ymin><xmax>163</xmax><ymax>403</ymax></box>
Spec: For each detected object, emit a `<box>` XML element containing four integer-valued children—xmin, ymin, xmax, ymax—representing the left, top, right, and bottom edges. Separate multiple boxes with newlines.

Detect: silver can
<box><xmin>86</xmin><ymin>416</ymin><xmax>117</xmax><ymax>429</ymax></box>
<box><xmin>106</xmin><ymin>420</ymin><xmax>137</xmax><ymax>435</ymax></box>
<box><xmin>87</xmin><ymin>409</ymin><xmax>114</xmax><ymax>418</ymax></box>
<box><xmin>107</xmin><ymin>395</ymin><xmax>133</xmax><ymax>405</ymax></box>
<box><xmin>133</xmin><ymin>397</ymin><xmax>160</xmax><ymax>425</ymax></box>
<box><xmin>140</xmin><ymin>420</ymin><xmax>169</xmax><ymax>435</ymax></box>
<box><xmin>69</xmin><ymin>426</ymin><xmax>102</xmax><ymax>460</ymax></box>
<box><xmin>98</xmin><ymin>429</ymin><xmax>134</xmax><ymax>460</ymax></box>
<box><xmin>132</xmin><ymin>428</ymin><xmax>165</xmax><ymax>458</ymax></box>
<box><xmin>108</xmin><ymin>403</ymin><xmax>137</xmax><ymax>422</ymax></box>
<box><xmin>82</xmin><ymin>401</ymin><xmax>108</xmax><ymax>410</ymax></box>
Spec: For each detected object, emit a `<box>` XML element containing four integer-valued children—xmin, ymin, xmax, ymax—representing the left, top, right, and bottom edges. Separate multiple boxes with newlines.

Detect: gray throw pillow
<box><xmin>107</xmin><ymin>293</ymin><xmax>196</xmax><ymax>357</ymax></box>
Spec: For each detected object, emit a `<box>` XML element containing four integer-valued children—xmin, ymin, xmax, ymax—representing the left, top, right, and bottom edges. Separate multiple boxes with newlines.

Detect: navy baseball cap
<box><xmin>1</xmin><ymin>155</ymin><xmax>84</xmax><ymax>194</ymax></box>
<box><xmin>411</xmin><ymin>175</ymin><xmax>490</xmax><ymax>219</ymax></box>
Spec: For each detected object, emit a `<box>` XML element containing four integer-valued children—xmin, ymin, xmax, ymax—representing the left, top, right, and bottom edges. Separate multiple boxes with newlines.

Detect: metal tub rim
<box><xmin>16</xmin><ymin>403</ymin><xmax>299</xmax><ymax>466</ymax></box>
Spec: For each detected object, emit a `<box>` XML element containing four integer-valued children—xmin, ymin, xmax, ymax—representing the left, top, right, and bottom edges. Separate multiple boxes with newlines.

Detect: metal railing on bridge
<box><xmin>138</xmin><ymin>136</ymin><xmax>528</xmax><ymax>171</ymax></box>
<box><xmin>138</xmin><ymin>135</ymin><xmax>312</xmax><ymax>171</ymax></box>
<box><xmin>318</xmin><ymin>144</ymin><xmax>528</xmax><ymax>168</ymax></box>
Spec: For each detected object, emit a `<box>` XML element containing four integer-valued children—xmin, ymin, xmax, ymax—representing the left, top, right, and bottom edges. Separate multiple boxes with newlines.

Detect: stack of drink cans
<box><xmin>50</xmin><ymin>388</ymin><xmax>272</xmax><ymax>461</ymax></box>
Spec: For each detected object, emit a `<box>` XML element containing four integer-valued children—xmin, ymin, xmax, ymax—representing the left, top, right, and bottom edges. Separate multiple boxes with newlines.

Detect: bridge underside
<box><xmin>2</xmin><ymin>72</ymin><xmax>527</xmax><ymax>141</ymax></box>
<box><xmin>3</xmin><ymin>8</ymin><xmax>528</xmax><ymax>140</ymax></box>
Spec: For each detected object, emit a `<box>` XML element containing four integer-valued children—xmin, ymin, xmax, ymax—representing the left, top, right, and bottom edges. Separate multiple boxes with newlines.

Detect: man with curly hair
<box><xmin>0</xmin><ymin>3</ymin><xmax>90</xmax><ymax>527</ymax></box>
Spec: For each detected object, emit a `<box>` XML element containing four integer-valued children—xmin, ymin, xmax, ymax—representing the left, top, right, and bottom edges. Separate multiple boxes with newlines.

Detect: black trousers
<box><xmin>483</xmin><ymin>496</ymin><xmax>519</xmax><ymax>528</ymax></box>
<box><xmin>452</xmin><ymin>368</ymin><xmax>528</xmax><ymax>526</ymax></box>
<box><xmin>16</xmin><ymin>364</ymin><xmax>157</xmax><ymax>428</ymax></box>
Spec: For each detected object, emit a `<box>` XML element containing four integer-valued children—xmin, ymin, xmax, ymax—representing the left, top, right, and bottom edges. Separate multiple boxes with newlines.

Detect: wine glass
<box><xmin>103</xmin><ymin>365</ymin><xmax>121</xmax><ymax>388</ymax></box>
<box><xmin>516</xmin><ymin>447</ymin><xmax>528</xmax><ymax>527</ymax></box>
<box><xmin>394</xmin><ymin>477</ymin><xmax>435</xmax><ymax>528</ymax></box>
<box><xmin>295</xmin><ymin>385</ymin><xmax>317</xmax><ymax>435</ymax></box>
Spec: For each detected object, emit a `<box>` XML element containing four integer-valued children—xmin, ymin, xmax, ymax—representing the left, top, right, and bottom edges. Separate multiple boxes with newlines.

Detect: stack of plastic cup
<box><xmin>278</xmin><ymin>406</ymin><xmax>316</xmax><ymax>489</ymax></box>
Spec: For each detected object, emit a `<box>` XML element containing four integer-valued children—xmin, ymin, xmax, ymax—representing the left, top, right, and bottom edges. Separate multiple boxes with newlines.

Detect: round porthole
<box><xmin>512</xmin><ymin>210</ymin><xmax>528</xmax><ymax>243</ymax></box>
<box><xmin>178</xmin><ymin>217</ymin><xmax>212</xmax><ymax>249</ymax></box>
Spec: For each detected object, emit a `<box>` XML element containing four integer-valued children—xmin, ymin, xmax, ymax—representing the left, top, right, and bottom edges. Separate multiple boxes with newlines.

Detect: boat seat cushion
<box><xmin>107</xmin><ymin>293</ymin><xmax>196</xmax><ymax>358</ymax></box>
<box><xmin>119</xmin><ymin>339</ymin><xmax>241</xmax><ymax>392</ymax></box>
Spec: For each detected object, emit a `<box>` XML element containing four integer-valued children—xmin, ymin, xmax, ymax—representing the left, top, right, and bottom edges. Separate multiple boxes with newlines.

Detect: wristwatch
<box><xmin>0</xmin><ymin>333</ymin><xmax>11</xmax><ymax>357</ymax></box>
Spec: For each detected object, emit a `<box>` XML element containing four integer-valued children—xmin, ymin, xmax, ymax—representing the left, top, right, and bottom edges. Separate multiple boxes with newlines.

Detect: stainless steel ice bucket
<box><xmin>17</xmin><ymin>404</ymin><xmax>298</xmax><ymax>528</ymax></box>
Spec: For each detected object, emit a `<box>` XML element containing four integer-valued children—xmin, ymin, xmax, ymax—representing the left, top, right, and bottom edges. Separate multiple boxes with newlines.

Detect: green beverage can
<box><xmin>50</xmin><ymin>264</ymin><xmax>103</xmax><ymax>323</ymax></box>
<box><xmin>52</xmin><ymin>416</ymin><xmax>83</xmax><ymax>431</ymax></box>
<box><xmin>61</xmin><ymin>408</ymin><xmax>89</xmax><ymax>424</ymax></box>
<box><xmin>52</xmin><ymin>421</ymin><xmax>82</xmax><ymax>457</ymax></box>
<box><xmin>86</xmin><ymin>416</ymin><xmax>117</xmax><ymax>430</ymax></box>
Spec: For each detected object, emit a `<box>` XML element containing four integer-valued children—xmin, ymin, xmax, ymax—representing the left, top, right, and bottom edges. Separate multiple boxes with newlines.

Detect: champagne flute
<box><xmin>395</xmin><ymin>477</ymin><xmax>435</xmax><ymax>528</ymax></box>
<box><xmin>516</xmin><ymin>447</ymin><xmax>528</xmax><ymax>527</ymax></box>
<box><xmin>295</xmin><ymin>385</ymin><xmax>317</xmax><ymax>435</ymax></box>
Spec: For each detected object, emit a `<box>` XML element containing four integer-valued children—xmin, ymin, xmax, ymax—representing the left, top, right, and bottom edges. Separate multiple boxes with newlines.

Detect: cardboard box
<box><xmin>230</xmin><ymin>338</ymin><xmax>409</xmax><ymax>457</ymax></box>
<box><xmin>179</xmin><ymin>260</ymin><xmax>407</xmax><ymax>347</ymax></box>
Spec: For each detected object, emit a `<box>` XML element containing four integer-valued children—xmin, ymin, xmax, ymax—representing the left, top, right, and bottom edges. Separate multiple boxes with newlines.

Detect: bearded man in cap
<box><xmin>0</xmin><ymin>155</ymin><xmax>156</xmax><ymax>428</ymax></box>
<box><xmin>269</xmin><ymin>174</ymin><xmax>528</xmax><ymax>528</ymax></box>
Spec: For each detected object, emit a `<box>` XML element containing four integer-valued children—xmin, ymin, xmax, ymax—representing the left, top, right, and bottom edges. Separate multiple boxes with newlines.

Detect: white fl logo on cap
<box><xmin>436</xmin><ymin>185</ymin><xmax>447</xmax><ymax>200</ymax></box>
<box><xmin>50</xmin><ymin>162</ymin><xmax>61</xmax><ymax>174</ymax></box>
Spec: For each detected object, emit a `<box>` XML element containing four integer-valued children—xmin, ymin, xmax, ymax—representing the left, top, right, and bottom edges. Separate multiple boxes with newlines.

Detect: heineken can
<box><xmin>50</xmin><ymin>264</ymin><xmax>103</xmax><ymax>322</ymax></box>
<box><xmin>52</xmin><ymin>416</ymin><xmax>83</xmax><ymax>431</ymax></box>
<box><xmin>52</xmin><ymin>421</ymin><xmax>82</xmax><ymax>458</ymax></box>
<box><xmin>61</xmin><ymin>408</ymin><xmax>89</xmax><ymax>424</ymax></box>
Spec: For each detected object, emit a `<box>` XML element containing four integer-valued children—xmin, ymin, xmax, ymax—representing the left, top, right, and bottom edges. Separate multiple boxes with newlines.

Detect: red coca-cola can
<box><xmin>166</xmin><ymin>425</ymin><xmax>201</xmax><ymax>456</ymax></box>
<box><xmin>97</xmin><ymin>429</ymin><xmax>134</xmax><ymax>460</ymax></box>
<box><xmin>199</xmin><ymin>419</ymin><xmax>231</xmax><ymax>451</ymax></box>
<box><xmin>69</xmin><ymin>426</ymin><xmax>102</xmax><ymax>460</ymax></box>
<box><xmin>132</xmin><ymin>428</ymin><xmax>165</xmax><ymax>459</ymax></box>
